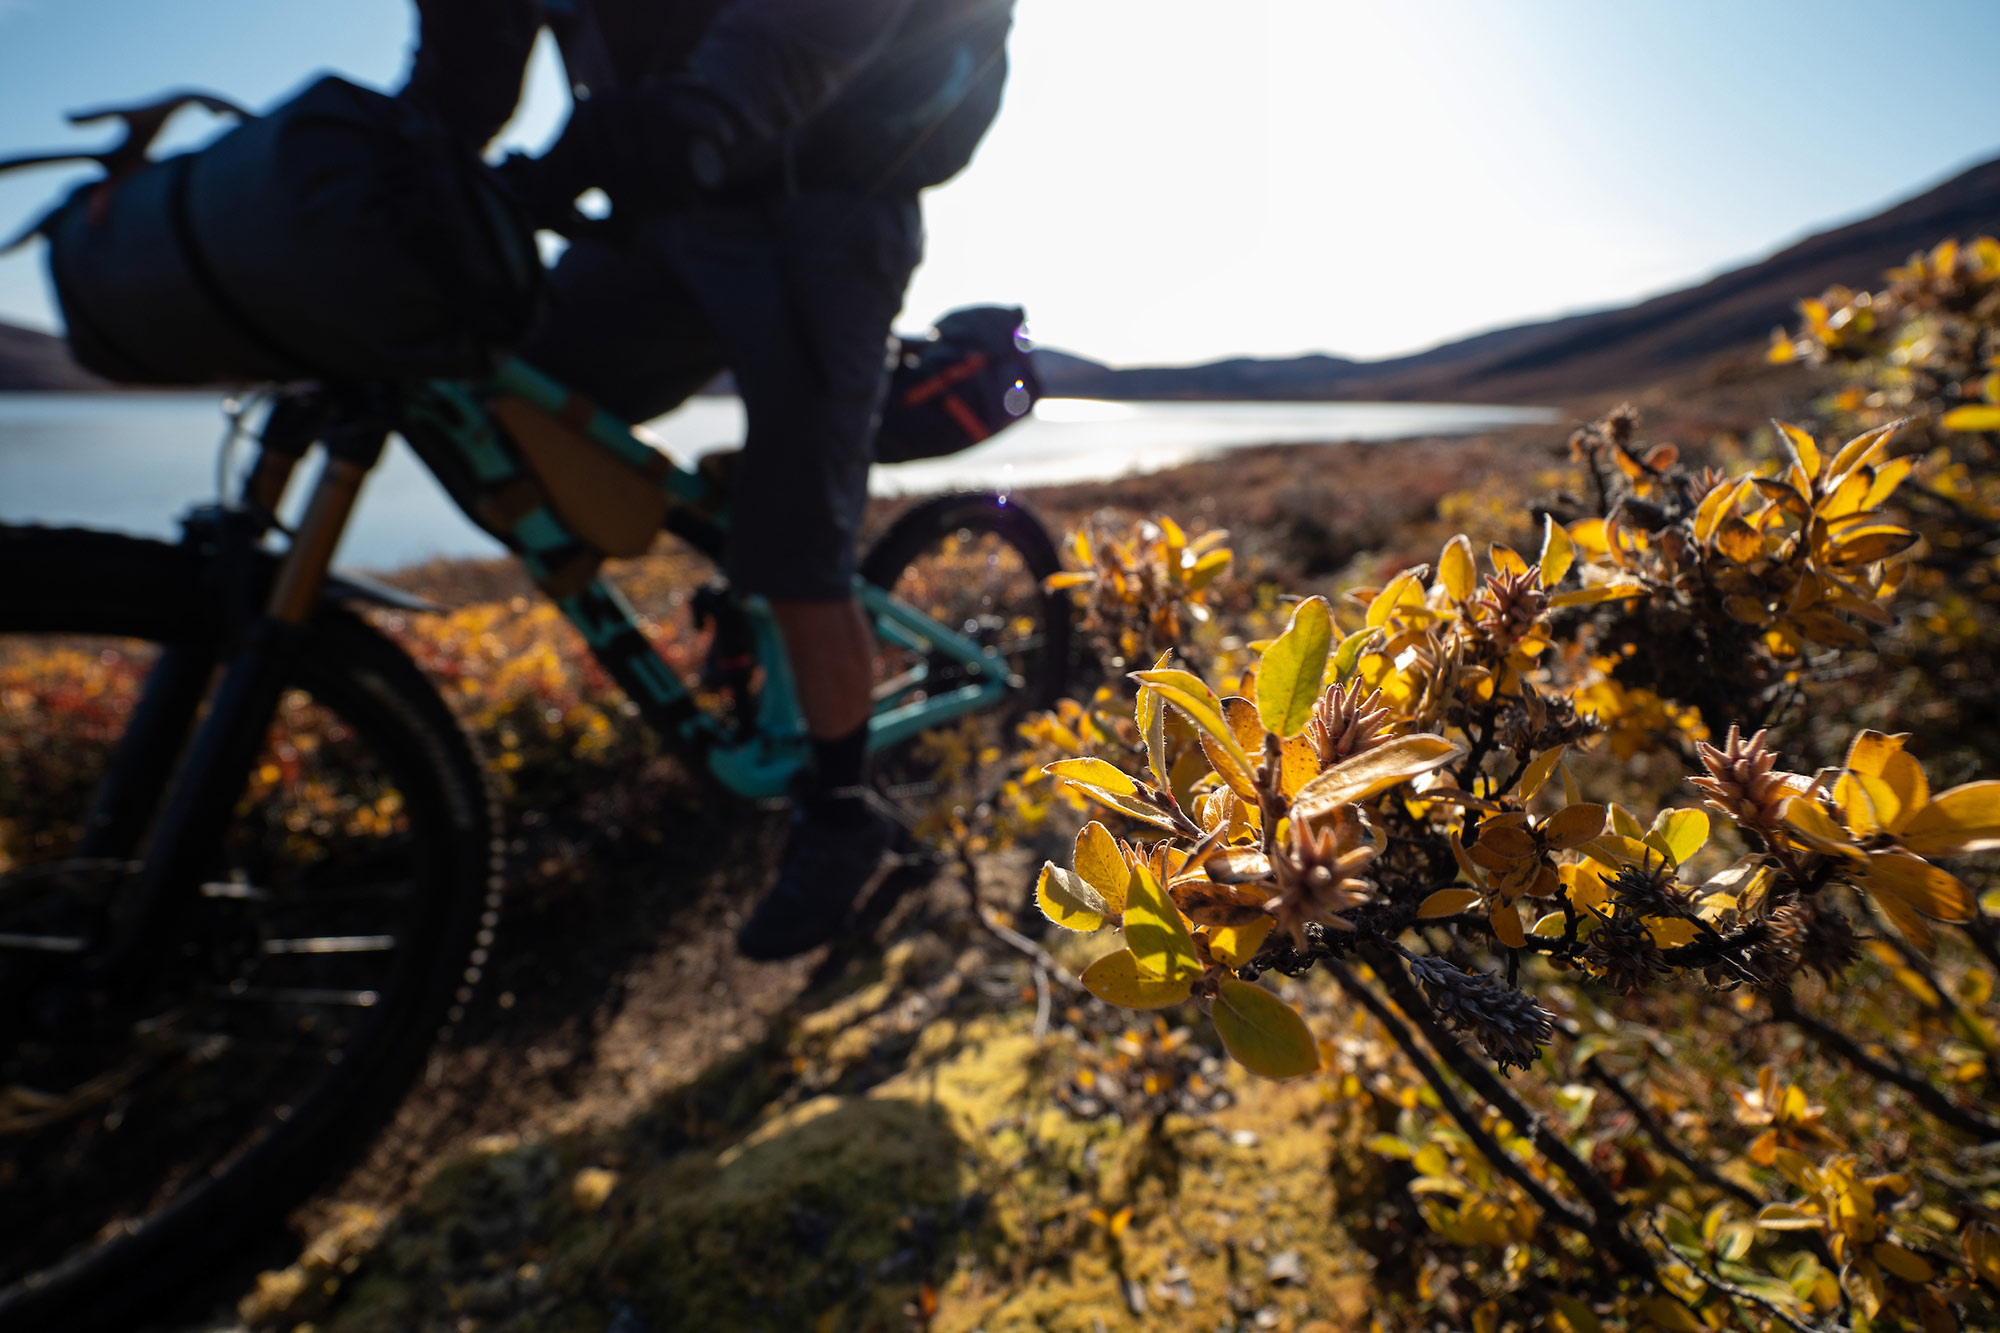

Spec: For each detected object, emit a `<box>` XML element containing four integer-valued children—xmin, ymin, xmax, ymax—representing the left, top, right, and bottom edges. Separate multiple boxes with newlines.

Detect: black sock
<box><xmin>808</xmin><ymin>723</ymin><xmax>870</xmax><ymax>806</ymax></box>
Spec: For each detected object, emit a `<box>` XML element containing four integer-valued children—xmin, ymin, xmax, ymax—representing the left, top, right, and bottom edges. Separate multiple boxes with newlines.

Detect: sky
<box><xmin>0</xmin><ymin>0</ymin><xmax>1997</xmax><ymax>367</ymax></box>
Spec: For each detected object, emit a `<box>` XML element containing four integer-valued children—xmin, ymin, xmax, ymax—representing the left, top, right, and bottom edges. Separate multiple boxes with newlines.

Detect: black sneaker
<box><xmin>736</xmin><ymin>793</ymin><xmax>895</xmax><ymax>960</ymax></box>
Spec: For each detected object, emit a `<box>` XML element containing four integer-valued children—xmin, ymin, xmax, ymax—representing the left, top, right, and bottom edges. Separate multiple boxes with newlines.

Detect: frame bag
<box><xmin>875</xmin><ymin>305</ymin><xmax>1040</xmax><ymax>465</ymax></box>
<box><xmin>31</xmin><ymin>75</ymin><xmax>540</xmax><ymax>386</ymax></box>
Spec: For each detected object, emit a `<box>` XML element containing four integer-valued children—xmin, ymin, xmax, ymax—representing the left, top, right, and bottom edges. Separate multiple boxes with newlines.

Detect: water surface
<box><xmin>0</xmin><ymin>393</ymin><xmax>1555</xmax><ymax>571</ymax></box>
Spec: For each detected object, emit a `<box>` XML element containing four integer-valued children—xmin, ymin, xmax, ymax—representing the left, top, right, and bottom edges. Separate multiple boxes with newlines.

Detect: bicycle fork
<box><xmin>80</xmin><ymin>406</ymin><xmax>384</xmax><ymax>986</ymax></box>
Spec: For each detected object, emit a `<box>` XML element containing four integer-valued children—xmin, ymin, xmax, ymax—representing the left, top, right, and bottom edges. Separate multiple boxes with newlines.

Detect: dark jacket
<box><xmin>404</xmin><ymin>0</ymin><xmax>1008</xmax><ymax>195</ymax></box>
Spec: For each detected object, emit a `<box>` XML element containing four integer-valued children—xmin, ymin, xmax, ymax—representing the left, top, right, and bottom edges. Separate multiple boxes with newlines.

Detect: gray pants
<box><xmin>521</xmin><ymin>188</ymin><xmax>924</xmax><ymax>601</ymax></box>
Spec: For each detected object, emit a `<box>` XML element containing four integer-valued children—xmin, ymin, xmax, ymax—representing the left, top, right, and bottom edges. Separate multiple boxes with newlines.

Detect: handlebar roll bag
<box><xmin>40</xmin><ymin>75</ymin><xmax>540</xmax><ymax>385</ymax></box>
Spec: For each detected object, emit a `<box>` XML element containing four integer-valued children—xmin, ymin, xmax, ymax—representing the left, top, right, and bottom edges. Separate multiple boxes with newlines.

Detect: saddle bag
<box><xmin>27</xmin><ymin>75</ymin><xmax>540</xmax><ymax>386</ymax></box>
<box><xmin>875</xmin><ymin>304</ymin><xmax>1040</xmax><ymax>465</ymax></box>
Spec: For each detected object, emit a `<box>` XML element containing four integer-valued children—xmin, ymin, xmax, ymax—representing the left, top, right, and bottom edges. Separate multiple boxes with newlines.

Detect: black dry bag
<box><xmin>26</xmin><ymin>75</ymin><xmax>540</xmax><ymax>386</ymax></box>
<box><xmin>875</xmin><ymin>305</ymin><xmax>1040</xmax><ymax>466</ymax></box>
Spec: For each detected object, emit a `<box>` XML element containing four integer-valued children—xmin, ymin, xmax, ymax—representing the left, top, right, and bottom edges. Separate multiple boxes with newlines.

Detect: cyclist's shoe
<box><xmin>736</xmin><ymin>792</ymin><xmax>894</xmax><ymax>960</ymax></box>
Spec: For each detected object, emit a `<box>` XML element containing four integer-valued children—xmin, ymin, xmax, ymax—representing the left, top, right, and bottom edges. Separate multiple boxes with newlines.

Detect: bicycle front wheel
<box><xmin>0</xmin><ymin>527</ymin><xmax>496</xmax><ymax>1331</ymax></box>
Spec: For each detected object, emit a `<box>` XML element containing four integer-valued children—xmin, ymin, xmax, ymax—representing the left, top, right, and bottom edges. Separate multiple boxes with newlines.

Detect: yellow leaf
<box><xmin>1136</xmin><ymin>650</ymin><xmax>1172</xmax><ymax>793</ymax></box>
<box><xmin>1418</xmin><ymin>888</ymin><xmax>1482</xmax><ymax>919</ymax></box>
<box><xmin>1542</xmin><ymin>803</ymin><xmax>1607</xmax><ymax>851</ymax></box>
<box><xmin>1211</xmin><ymin>979</ymin><xmax>1321</xmax><ymax>1078</ymax></box>
<box><xmin>1203</xmin><ymin>697</ymin><xmax>1264</xmax><ymax>802</ymax></box>
<box><xmin>1490</xmin><ymin>901</ymin><xmax>1526</xmax><ymax>949</ymax></box>
<box><xmin>1568</xmin><ymin>517</ymin><xmax>1608</xmax><ymax>556</ymax></box>
<box><xmin>1780</xmin><ymin>796</ymin><xmax>1861</xmax><ymax>858</ymax></box>
<box><xmin>1900</xmin><ymin>780</ymin><xmax>2000</xmax><ymax>857</ymax></box>
<box><xmin>1942</xmin><ymin>404</ymin><xmax>2000</xmax><ymax>432</ymax></box>
<box><xmin>1693</xmin><ymin>477</ymin><xmax>1750</xmax><ymax>543</ymax></box>
<box><xmin>1038</xmin><ymin>862</ymin><xmax>1109</xmax><ymax>931</ymax></box>
<box><xmin>1862</xmin><ymin>455</ymin><xmax>1915</xmax><ymax>509</ymax></box>
<box><xmin>1062</xmin><ymin>781</ymin><xmax>1182</xmax><ymax>831</ymax></box>
<box><xmin>1079</xmin><ymin>949</ymin><xmax>1194</xmax><ymax>1009</ymax></box>
<box><xmin>1539</xmin><ymin>515</ymin><xmax>1574</xmax><ymax>588</ymax></box>
<box><xmin>1208</xmin><ymin>916</ymin><xmax>1274</xmax><ymax>968</ymax></box>
<box><xmin>1823</xmin><ymin>421</ymin><xmax>1902</xmax><ymax>489</ymax></box>
<box><xmin>1074</xmin><ymin>822</ymin><xmax>1129</xmax><ymax>912</ymax></box>
<box><xmin>1134</xmin><ymin>670</ymin><xmax>1255</xmax><ymax>793</ymax></box>
<box><xmin>1488</xmin><ymin>543</ymin><xmax>1528</xmax><ymax>578</ymax></box>
<box><xmin>1646</xmin><ymin>917</ymin><xmax>1697</xmax><ymax>948</ymax></box>
<box><xmin>1519</xmin><ymin>745</ymin><xmax>1565</xmax><ymax>800</ymax></box>
<box><xmin>1864</xmin><ymin>851</ymin><xmax>1975</xmax><ymax>923</ymax></box>
<box><xmin>1647</xmin><ymin>808</ymin><xmax>1709</xmax><ymax>865</ymax></box>
<box><xmin>1872</xmin><ymin>1241</ymin><xmax>1934</xmax><ymax>1283</ymax></box>
<box><xmin>1043</xmin><ymin>570</ymin><xmax>1095</xmax><ymax>591</ymax></box>
<box><xmin>1044</xmin><ymin>757</ymin><xmax>1137</xmax><ymax>796</ymax></box>
<box><xmin>1124</xmin><ymin>862</ymin><xmax>1202</xmax><ymax>980</ymax></box>
<box><xmin>1714</xmin><ymin>516</ymin><xmax>1765</xmax><ymax>565</ymax></box>
<box><xmin>1438</xmin><ymin>535</ymin><xmax>1476</xmax><ymax>602</ymax></box>
<box><xmin>1291</xmin><ymin>733</ymin><xmax>1465</xmax><ymax>822</ymax></box>
<box><xmin>1548</xmin><ymin>582</ymin><xmax>1645</xmax><ymax>608</ymax></box>
<box><xmin>1871</xmin><ymin>885</ymin><xmax>1938</xmax><ymax>953</ymax></box>
<box><xmin>1776</xmin><ymin>420</ymin><xmax>1823</xmax><ymax>478</ymax></box>
<box><xmin>1256</xmin><ymin>595</ymin><xmax>1334</xmax><ymax>739</ymax></box>
<box><xmin>1828</xmin><ymin>524</ymin><xmax>1919</xmax><ymax>566</ymax></box>
<box><xmin>1366</xmin><ymin>567</ymin><xmax>1427</xmax><ymax>629</ymax></box>
<box><xmin>1755</xmin><ymin>1203</ymin><xmax>1824</xmax><ymax>1231</ymax></box>
<box><xmin>1278</xmin><ymin>734</ymin><xmax>1318</xmax><ymax>798</ymax></box>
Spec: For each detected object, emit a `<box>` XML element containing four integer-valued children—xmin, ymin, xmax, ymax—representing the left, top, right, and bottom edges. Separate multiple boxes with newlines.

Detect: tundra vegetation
<box><xmin>10</xmin><ymin>244</ymin><xmax>2000</xmax><ymax>1332</ymax></box>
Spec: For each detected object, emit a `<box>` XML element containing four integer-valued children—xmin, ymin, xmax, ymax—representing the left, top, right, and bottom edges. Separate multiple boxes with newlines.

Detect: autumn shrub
<box><xmin>1017</xmin><ymin>402</ymin><xmax>2000</xmax><ymax>1329</ymax></box>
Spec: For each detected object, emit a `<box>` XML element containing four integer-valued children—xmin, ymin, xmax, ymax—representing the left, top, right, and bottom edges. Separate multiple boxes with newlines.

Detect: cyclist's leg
<box><xmin>662</xmin><ymin>190</ymin><xmax>924</xmax><ymax>955</ymax></box>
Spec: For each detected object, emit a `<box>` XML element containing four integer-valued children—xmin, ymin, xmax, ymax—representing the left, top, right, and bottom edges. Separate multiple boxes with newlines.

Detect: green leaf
<box><xmin>1036</xmin><ymin>862</ymin><xmax>1108</xmax><ymax>931</ymax></box>
<box><xmin>1255</xmin><ymin>595</ymin><xmax>1333</xmax><ymax>739</ymax></box>
<box><xmin>1330</xmin><ymin>627</ymin><xmax>1379</xmax><ymax>682</ymax></box>
<box><xmin>1211</xmin><ymin>979</ymin><xmax>1321</xmax><ymax>1078</ymax></box>
<box><xmin>1079</xmin><ymin>949</ymin><xmax>1194</xmax><ymax>1009</ymax></box>
<box><xmin>1123</xmin><ymin>862</ymin><xmax>1201</xmax><ymax>981</ymax></box>
<box><xmin>1646</xmin><ymin>807</ymin><xmax>1709</xmax><ymax>866</ymax></box>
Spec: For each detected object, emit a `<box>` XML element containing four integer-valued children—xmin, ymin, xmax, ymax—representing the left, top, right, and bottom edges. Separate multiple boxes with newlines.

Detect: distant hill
<box><xmin>1038</xmin><ymin>153</ymin><xmax>2000</xmax><ymax>404</ymax></box>
<box><xmin>8</xmin><ymin>153</ymin><xmax>1998</xmax><ymax>400</ymax></box>
<box><xmin>0</xmin><ymin>320</ymin><xmax>105</xmax><ymax>391</ymax></box>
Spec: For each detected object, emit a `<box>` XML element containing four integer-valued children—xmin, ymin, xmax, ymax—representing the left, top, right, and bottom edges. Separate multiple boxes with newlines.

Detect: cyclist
<box><xmin>398</xmin><ymin>0</ymin><xmax>1013</xmax><ymax>960</ymax></box>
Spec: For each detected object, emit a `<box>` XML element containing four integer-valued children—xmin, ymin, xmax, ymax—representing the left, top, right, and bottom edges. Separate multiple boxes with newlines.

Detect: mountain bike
<box><xmin>0</xmin><ymin>359</ymin><xmax>1070</xmax><ymax>1329</ymax></box>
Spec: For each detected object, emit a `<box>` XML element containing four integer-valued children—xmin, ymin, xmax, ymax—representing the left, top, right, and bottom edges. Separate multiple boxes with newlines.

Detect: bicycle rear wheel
<box><xmin>861</xmin><ymin>493</ymin><xmax>1072</xmax><ymax>816</ymax></box>
<box><xmin>0</xmin><ymin>527</ymin><xmax>495</xmax><ymax>1331</ymax></box>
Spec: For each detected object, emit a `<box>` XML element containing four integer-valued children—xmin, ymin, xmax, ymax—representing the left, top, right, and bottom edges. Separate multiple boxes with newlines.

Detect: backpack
<box><xmin>799</xmin><ymin>0</ymin><xmax>1015</xmax><ymax>195</ymax></box>
<box><xmin>875</xmin><ymin>304</ymin><xmax>1039</xmax><ymax>465</ymax></box>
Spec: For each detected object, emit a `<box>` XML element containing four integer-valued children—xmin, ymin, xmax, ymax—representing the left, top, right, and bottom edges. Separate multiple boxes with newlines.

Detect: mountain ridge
<box><xmin>4</xmin><ymin>153</ymin><xmax>1998</xmax><ymax>398</ymax></box>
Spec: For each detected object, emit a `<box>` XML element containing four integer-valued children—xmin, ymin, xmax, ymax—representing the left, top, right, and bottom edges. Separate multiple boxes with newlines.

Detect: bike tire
<box><xmin>860</xmin><ymin>491</ymin><xmax>1073</xmax><ymax>714</ymax></box>
<box><xmin>0</xmin><ymin>526</ymin><xmax>497</xmax><ymax>1331</ymax></box>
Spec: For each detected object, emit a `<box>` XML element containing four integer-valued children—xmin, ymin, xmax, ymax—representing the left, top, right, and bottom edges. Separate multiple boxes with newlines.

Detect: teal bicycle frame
<box><xmin>399</xmin><ymin>358</ymin><xmax>1012</xmax><ymax>800</ymax></box>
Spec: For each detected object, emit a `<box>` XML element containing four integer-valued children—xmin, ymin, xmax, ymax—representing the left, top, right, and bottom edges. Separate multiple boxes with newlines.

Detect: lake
<box><xmin>0</xmin><ymin>393</ymin><xmax>1556</xmax><ymax>571</ymax></box>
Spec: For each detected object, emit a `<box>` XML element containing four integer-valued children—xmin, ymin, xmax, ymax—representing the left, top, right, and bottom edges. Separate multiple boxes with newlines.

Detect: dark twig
<box><xmin>1324</xmin><ymin>957</ymin><xmax>1597</xmax><ymax>1239</ymax></box>
<box><xmin>1770</xmin><ymin>989</ymin><xmax>2000</xmax><ymax>1141</ymax></box>
<box><xmin>1641</xmin><ymin>1218</ymin><xmax>1828</xmax><ymax>1333</ymax></box>
<box><xmin>1583</xmin><ymin>1057</ymin><xmax>1761</xmax><ymax>1210</ymax></box>
<box><xmin>1364</xmin><ymin>945</ymin><xmax>1663</xmax><ymax>1287</ymax></box>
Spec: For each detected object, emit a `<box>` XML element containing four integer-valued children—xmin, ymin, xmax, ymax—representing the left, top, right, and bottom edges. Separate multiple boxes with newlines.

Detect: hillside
<box><xmin>0</xmin><ymin>318</ymin><xmax>104</xmax><ymax>391</ymax></box>
<box><xmin>1038</xmin><ymin>152</ymin><xmax>2000</xmax><ymax>403</ymax></box>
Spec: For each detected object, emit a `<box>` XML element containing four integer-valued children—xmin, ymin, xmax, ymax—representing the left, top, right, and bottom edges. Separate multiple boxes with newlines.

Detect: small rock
<box><xmin>1255</xmin><ymin>1305</ymin><xmax>1284</xmax><ymax>1329</ymax></box>
<box><xmin>1265</xmin><ymin>1249</ymin><xmax>1305</xmax><ymax>1285</ymax></box>
<box><xmin>1231</xmin><ymin>1129</ymin><xmax>1260</xmax><ymax>1148</ymax></box>
<box><xmin>1123</xmin><ymin>1276</ymin><xmax>1148</xmax><ymax>1315</ymax></box>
